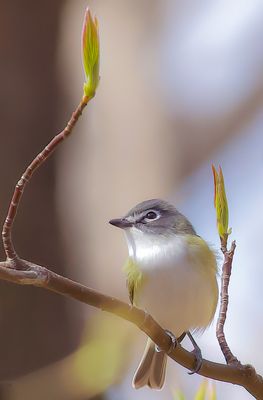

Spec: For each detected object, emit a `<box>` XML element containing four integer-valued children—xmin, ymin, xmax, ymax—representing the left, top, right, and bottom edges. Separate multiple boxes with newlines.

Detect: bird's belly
<box><xmin>137</xmin><ymin>259</ymin><xmax>216</xmax><ymax>337</ymax></box>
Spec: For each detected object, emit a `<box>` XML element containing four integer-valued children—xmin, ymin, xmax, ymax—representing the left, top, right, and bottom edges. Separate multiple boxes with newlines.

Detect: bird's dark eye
<box><xmin>145</xmin><ymin>211</ymin><xmax>157</xmax><ymax>220</ymax></box>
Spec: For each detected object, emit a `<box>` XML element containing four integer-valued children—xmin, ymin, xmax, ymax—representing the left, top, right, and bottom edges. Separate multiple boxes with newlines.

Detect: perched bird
<box><xmin>109</xmin><ymin>199</ymin><xmax>218</xmax><ymax>390</ymax></box>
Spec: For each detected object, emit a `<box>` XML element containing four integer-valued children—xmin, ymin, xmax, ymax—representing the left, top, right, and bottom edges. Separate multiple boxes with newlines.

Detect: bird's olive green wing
<box><xmin>123</xmin><ymin>257</ymin><xmax>144</xmax><ymax>305</ymax></box>
<box><xmin>185</xmin><ymin>234</ymin><xmax>219</xmax><ymax>321</ymax></box>
<box><xmin>185</xmin><ymin>235</ymin><xmax>218</xmax><ymax>274</ymax></box>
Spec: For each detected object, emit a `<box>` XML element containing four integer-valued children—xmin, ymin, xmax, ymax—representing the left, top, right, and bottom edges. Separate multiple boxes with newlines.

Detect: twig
<box><xmin>0</xmin><ymin>258</ymin><xmax>262</xmax><ymax>399</ymax></box>
<box><xmin>216</xmin><ymin>238</ymin><xmax>240</xmax><ymax>366</ymax></box>
<box><xmin>2</xmin><ymin>95</ymin><xmax>90</xmax><ymax>261</ymax></box>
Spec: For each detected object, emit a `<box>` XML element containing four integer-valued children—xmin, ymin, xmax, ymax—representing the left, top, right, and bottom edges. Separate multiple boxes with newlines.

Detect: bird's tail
<box><xmin>132</xmin><ymin>338</ymin><xmax>167</xmax><ymax>390</ymax></box>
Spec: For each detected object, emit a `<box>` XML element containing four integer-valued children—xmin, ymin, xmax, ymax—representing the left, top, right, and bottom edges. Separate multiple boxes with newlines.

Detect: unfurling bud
<box><xmin>212</xmin><ymin>165</ymin><xmax>231</xmax><ymax>241</ymax></box>
<box><xmin>82</xmin><ymin>8</ymin><xmax>100</xmax><ymax>98</ymax></box>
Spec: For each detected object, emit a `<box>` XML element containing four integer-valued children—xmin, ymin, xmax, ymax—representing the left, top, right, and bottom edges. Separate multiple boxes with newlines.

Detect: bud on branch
<box><xmin>212</xmin><ymin>165</ymin><xmax>231</xmax><ymax>246</ymax></box>
<box><xmin>82</xmin><ymin>8</ymin><xmax>100</xmax><ymax>98</ymax></box>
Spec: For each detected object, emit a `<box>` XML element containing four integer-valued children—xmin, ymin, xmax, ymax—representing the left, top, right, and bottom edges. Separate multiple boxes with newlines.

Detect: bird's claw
<box><xmin>186</xmin><ymin>331</ymin><xmax>203</xmax><ymax>375</ymax></box>
<box><xmin>188</xmin><ymin>346</ymin><xmax>203</xmax><ymax>375</ymax></box>
<box><xmin>155</xmin><ymin>330</ymin><xmax>177</xmax><ymax>354</ymax></box>
<box><xmin>166</xmin><ymin>330</ymin><xmax>178</xmax><ymax>354</ymax></box>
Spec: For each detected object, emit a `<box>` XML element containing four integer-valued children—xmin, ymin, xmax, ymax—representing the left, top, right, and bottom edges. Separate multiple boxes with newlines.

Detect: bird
<box><xmin>109</xmin><ymin>199</ymin><xmax>218</xmax><ymax>390</ymax></box>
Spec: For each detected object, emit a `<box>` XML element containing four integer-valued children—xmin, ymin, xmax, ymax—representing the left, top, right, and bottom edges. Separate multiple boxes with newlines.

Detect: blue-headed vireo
<box><xmin>110</xmin><ymin>199</ymin><xmax>218</xmax><ymax>390</ymax></box>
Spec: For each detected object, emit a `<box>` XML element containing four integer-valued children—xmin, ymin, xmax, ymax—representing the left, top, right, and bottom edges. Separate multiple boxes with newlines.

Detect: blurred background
<box><xmin>0</xmin><ymin>0</ymin><xmax>263</xmax><ymax>399</ymax></box>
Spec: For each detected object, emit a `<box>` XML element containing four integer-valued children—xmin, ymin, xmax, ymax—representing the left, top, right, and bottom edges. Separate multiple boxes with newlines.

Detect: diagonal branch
<box><xmin>2</xmin><ymin>95</ymin><xmax>90</xmax><ymax>261</ymax></box>
<box><xmin>0</xmin><ymin>258</ymin><xmax>262</xmax><ymax>399</ymax></box>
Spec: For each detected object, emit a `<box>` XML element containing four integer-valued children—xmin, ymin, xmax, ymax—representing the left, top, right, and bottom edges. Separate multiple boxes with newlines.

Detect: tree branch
<box><xmin>0</xmin><ymin>258</ymin><xmax>262</xmax><ymax>399</ymax></box>
<box><xmin>2</xmin><ymin>95</ymin><xmax>90</xmax><ymax>261</ymax></box>
<box><xmin>216</xmin><ymin>239</ymin><xmax>240</xmax><ymax>366</ymax></box>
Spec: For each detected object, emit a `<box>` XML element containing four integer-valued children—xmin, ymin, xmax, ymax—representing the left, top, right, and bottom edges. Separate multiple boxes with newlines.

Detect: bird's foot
<box><xmin>188</xmin><ymin>346</ymin><xmax>203</xmax><ymax>375</ymax></box>
<box><xmin>187</xmin><ymin>331</ymin><xmax>203</xmax><ymax>375</ymax></box>
<box><xmin>166</xmin><ymin>330</ymin><xmax>178</xmax><ymax>354</ymax></box>
<box><xmin>155</xmin><ymin>330</ymin><xmax>177</xmax><ymax>354</ymax></box>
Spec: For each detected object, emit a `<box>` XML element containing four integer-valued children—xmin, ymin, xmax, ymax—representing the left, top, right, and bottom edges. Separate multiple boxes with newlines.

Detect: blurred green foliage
<box><xmin>71</xmin><ymin>314</ymin><xmax>134</xmax><ymax>394</ymax></box>
<box><xmin>173</xmin><ymin>379</ymin><xmax>216</xmax><ymax>400</ymax></box>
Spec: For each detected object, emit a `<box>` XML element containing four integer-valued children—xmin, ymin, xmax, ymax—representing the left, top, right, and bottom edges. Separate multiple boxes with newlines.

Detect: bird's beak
<box><xmin>109</xmin><ymin>218</ymin><xmax>133</xmax><ymax>229</ymax></box>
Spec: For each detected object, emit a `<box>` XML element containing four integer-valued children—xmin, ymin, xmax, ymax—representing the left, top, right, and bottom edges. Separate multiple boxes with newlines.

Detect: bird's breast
<box><xmin>124</xmin><ymin>230</ymin><xmax>218</xmax><ymax>336</ymax></box>
<box><xmin>125</xmin><ymin>229</ymin><xmax>188</xmax><ymax>272</ymax></box>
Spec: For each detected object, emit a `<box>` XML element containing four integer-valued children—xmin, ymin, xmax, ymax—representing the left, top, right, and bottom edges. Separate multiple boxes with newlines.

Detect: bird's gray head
<box><xmin>109</xmin><ymin>199</ymin><xmax>196</xmax><ymax>236</ymax></box>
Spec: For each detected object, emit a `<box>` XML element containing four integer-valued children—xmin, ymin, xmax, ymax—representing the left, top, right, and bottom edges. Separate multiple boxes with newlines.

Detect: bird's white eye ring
<box><xmin>144</xmin><ymin>210</ymin><xmax>159</xmax><ymax>221</ymax></box>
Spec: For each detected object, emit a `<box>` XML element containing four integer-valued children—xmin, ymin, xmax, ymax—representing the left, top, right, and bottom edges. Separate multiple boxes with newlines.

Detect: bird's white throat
<box><xmin>124</xmin><ymin>227</ymin><xmax>188</xmax><ymax>271</ymax></box>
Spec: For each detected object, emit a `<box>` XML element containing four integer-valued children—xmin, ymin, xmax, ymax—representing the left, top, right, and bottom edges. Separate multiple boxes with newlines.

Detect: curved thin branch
<box><xmin>0</xmin><ymin>258</ymin><xmax>262</xmax><ymax>399</ymax></box>
<box><xmin>2</xmin><ymin>95</ymin><xmax>90</xmax><ymax>260</ymax></box>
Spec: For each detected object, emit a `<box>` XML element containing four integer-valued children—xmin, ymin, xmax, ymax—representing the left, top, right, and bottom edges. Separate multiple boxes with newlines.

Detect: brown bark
<box><xmin>216</xmin><ymin>240</ymin><xmax>240</xmax><ymax>366</ymax></box>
